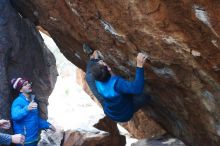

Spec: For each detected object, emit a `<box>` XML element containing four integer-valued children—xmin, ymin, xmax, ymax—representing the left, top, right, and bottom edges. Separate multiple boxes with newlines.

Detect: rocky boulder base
<box><xmin>132</xmin><ymin>138</ymin><xmax>185</xmax><ymax>146</ymax></box>
<box><xmin>38</xmin><ymin>117</ymin><xmax>126</xmax><ymax>146</ymax></box>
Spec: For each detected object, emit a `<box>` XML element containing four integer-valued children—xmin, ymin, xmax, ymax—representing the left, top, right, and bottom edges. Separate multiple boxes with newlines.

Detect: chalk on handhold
<box><xmin>83</xmin><ymin>43</ymin><xmax>94</xmax><ymax>56</ymax></box>
<box><xmin>96</xmin><ymin>50</ymin><xmax>104</xmax><ymax>60</ymax></box>
<box><xmin>141</xmin><ymin>52</ymin><xmax>151</xmax><ymax>61</ymax></box>
<box><xmin>100</xmin><ymin>19</ymin><xmax>126</xmax><ymax>43</ymax></box>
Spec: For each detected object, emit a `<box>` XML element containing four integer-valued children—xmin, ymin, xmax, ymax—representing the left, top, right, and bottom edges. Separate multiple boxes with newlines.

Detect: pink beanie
<box><xmin>11</xmin><ymin>78</ymin><xmax>28</xmax><ymax>91</ymax></box>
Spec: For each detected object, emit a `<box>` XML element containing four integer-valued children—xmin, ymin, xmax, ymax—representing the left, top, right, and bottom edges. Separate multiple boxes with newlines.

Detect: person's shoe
<box><xmin>83</xmin><ymin>43</ymin><xmax>94</xmax><ymax>56</ymax></box>
<box><xmin>94</xmin><ymin>50</ymin><xmax>104</xmax><ymax>60</ymax></box>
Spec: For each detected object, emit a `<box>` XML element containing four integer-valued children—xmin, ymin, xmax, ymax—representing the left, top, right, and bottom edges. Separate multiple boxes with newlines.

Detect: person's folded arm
<box><xmin>0</xmin><ymin>133</ymin><xmax>12</xmax><ymax>145</ymax></box>
<box><xmin>11</xmin><ymin>100</ymin><xmax>29</xmax><ymax>121</ymax></box>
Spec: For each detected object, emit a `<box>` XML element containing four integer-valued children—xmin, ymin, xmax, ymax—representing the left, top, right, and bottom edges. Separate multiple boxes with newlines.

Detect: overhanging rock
<box><xmin>10</xmin><ymin>1</ymin><xmax>220</xmax><ymax>146</ymax></box>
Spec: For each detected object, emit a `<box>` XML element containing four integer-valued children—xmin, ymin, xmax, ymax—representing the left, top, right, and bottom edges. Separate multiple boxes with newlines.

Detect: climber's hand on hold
<box><xmin>137</xmin><ymin>53</ymin><xmax>148</xmax><ymax>68</ymax></box>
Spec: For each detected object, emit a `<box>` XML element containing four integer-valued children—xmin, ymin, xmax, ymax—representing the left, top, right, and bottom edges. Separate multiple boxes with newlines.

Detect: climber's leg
<box><xmin>132</xmin><ymin>93</ymin><xmax>151</xmax><ymax>112</ymax></box>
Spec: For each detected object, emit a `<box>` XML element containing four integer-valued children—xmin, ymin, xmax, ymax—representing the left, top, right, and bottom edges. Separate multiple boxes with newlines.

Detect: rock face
<box><xmin>121</xmin><ymin>110</ymin><xmax>165</xmax><ymax>139</ymax></box>
<box><xmin>131</xmin><ymin>137</ymin><xmax>185</xmax><ymax>146</ymax></box>
<box><xmin>37</xmin><ymin>117</ymin><xmax>126</xmax><ymax>146</ymax></box>
<box><xmin>63</xmin><ymin>130</ymin><xmax>113</xmax><ymax>146</ymax></box>
<box><xmin>0</xmin><ymin>0</ymin><xmax>57</xmax><ymax>127</ymax></box>
<box><xmin>38</xmin><ymin>128</ymin><xmax>64</xmax><ymax>146</ymax></box>
<box><xmin>63</xmin><ymin>117</ymin><xmax>126</xmax><ymax>146</ymax></box>
<box><xmin>10</xmin><ymin>1</ymin><xmax>220</xmax><ymax>146</ymax></box>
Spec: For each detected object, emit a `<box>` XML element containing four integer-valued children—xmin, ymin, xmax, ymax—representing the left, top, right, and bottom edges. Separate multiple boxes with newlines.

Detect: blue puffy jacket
<box><xmin>95</xmin><ymin>67</ymin><xmax>145</xmax><ymax>122</ymax></box>
<box><xmin>96</xmin><ymin>76</ymin><xmax>134</xmax><ymax>122</ymax></box>
<box><xmin>11</xmin><ymin>93</ymin><xmax>51</xmax><ymax>144</ymax></box>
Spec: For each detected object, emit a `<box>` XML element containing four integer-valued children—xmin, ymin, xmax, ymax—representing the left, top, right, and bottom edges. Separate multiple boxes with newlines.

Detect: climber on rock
<box><xmin>84</xmin><ymin>43</ymin><xmax>151</xmax><ymax>122</ymax></box>
<box><xmin>10</xmin><ymin>78</ymin><xmax>56</xmax><ymax>146</ymax></box>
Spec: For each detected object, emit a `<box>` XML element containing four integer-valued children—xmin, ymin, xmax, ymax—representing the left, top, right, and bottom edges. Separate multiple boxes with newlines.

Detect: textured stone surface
<box><xmin>131</xmin><ymin>138</ymin><xmax>185</xmax><ymax>146</ymax></box>
<box><xmin>63</xmin><ymin>117</ymin><xmax>126</xmax><ymax>146</ymax></box>
<box><xmin>38</xmin><ymin>128</ymin><xmax>64</xmax><ymax>146</ymax></box>
<box><xmin>0</xmin><ymin>0</ymin><xmax>57</xmax><ymax>128</ymax></box>
<box><xmin>63</xmin><ymin>130</ymin><xmax>109</xmax><ymax>146</ymax></box>
<box><xmin>37</xmin><ymin>117</ymin><xmax>125</xmax><ymax>146</ymax></box>
<box><xmin>121</xmin><ymin>110</ymin><xmax>165</xmax><ymax>139</ymax></box>
<box><xmin>11</xmin><ymin>1</ymin><xmax>220</xmax><ymax>146</ymax></box>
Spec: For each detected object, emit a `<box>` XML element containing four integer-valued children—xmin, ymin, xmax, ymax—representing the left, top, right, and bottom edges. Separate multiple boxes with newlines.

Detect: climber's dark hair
<box><xmin>91</xmin><ymin>63</ymin><xmax>111</xmax><ymax>82</ymax></box>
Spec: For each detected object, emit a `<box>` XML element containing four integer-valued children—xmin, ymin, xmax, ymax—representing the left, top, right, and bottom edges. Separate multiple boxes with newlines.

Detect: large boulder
<box><xmin>131</xmin><ymin>137</ymin><xmax>185</xmax><ymax>146</ymax></box>
<box><xmin>38</xmin><ymin>128</ymin><xmax>64</xmax><ymax>146</ymax></box>
<box><xmin>37</xmin><ymin>117</ymin><xmax>126</xmax><ymax>146</ymax></box>
<box><xmin>121</xmin><ymin>110</ymin><xmax>165</xmax><ymax>139</ymax></box>
<box><xmin>0</xmin><ymin>0</ymin><xmax>57</xmax><ymax>129</ymax></box>
<box><xmin>10</xmin><ymin>1</ymin><xmax>220</xmax><ymax>146</ymax></box>
<box><xmin>63</xmin><ymin>117</ymin><xmax>126</xmax><ymax>146</ymax></box>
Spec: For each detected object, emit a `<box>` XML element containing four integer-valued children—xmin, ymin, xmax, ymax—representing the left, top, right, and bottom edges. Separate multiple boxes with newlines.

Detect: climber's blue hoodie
<box><xmin>11</xmin><ymin>93</ymin><xmax>51</xmax><ymax>144</ymax></box>
<box><xmin>95</xmin><ymin>67</ymin><xmax>144</xmax><ymax>122</ymax></box>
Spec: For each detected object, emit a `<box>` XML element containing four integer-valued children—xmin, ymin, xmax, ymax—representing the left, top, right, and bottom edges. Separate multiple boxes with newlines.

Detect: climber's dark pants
<box><xmin>132</xmin><ymin>93</ymin><xmax>151</xmax><ymax>112</ymax></box>
<box><xmin>86</xmin><ymin>59</ymin><xmax>105</xmax><ymax>106</ymax></box>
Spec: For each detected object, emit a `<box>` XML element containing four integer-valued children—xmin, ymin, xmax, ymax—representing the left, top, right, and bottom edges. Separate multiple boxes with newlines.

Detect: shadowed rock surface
<box><xmin>131</xmin><ymin>137</ymin><xmax>185</xmax><ymax>146</ymax></box>
<box><xmin>63</xmin><ymin>117</ymin><xmax>126</xmax><ymax>146</ymax></box>
<box><xmin>37</xmin><ymin>117</ymin><xmax>126</xmax><ymax>146</ymax></box>
<box><xmin>0</xmin><ymin>0</ymin><xmax>57</xmax><ymax>128</ymax></box>
<box><xmin>7</xmin><ymin>0</ymin><xmax>220</xmax><ymax>146</ymax></box>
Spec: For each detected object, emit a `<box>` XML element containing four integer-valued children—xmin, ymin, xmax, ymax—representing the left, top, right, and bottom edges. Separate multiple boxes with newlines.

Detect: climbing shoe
<box><xmin>83</xmin><ymin>43</ymin><xmax>94</xmax><ymax>56</ymax></box>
